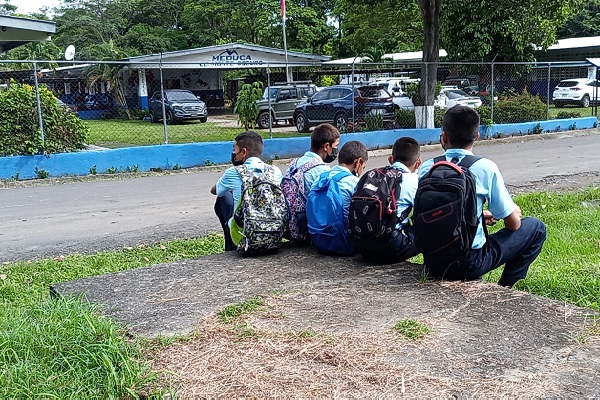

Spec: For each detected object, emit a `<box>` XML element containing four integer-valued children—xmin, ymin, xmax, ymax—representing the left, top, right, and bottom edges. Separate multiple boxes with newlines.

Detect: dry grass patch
<box><xmin>146</xmin><ymin>294</ymin><xmax>557</xmax><ymax>397</ymax></box>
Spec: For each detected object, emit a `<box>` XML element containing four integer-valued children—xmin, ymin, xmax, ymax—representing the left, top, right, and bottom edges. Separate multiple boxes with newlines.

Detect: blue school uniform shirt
<box><xmin>418</xmin><ymin>149</ymin><xmax>517</xmax><ymax>249</ymax></box>
<box><xmin>326</xmin><ymin>165</ymin><xmax>360</xmax><ymax>224</ymax></box>
<box><xmin>293</xmin><ymin>151</ymin><xmax>331</xmax><ymax>193</ymax></box>
<box><xmin>390</xmin><ymin>162</ymin><xmax>419</xmax><ymax>228</ymax></box>
<box><xmin>216</xmin><ymin>157</ymin><xmax>283</xmax><ymax>222</ymax></box>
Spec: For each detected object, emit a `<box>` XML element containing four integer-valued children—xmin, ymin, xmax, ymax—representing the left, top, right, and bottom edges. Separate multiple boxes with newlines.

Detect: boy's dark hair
<box><xmin>310</xmin><ymin>123</ymin><xmax>340</xmax><ymax>151</ymax></box>
<box><xmin>442</xmin><ymin>105</ymin><xmax>480</xmax><ymax>148</ymax></box>
<box><xmin>392</xmin><ymin>137</ymin><xmax>420</xmax><ymax>166</ymax></box>
<box><xmin>235</xmin><ymin>131</ymin><xmax>263</xmax><ymax>157</ymax></box>
<box><xmin>338</xmin><ymin>140</ymin><xmax>368</xmax><ymax>165</ymax></box>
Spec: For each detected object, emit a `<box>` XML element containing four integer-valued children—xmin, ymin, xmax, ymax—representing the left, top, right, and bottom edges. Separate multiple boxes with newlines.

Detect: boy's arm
<box><xmin>502</xmin><ymin>206</ymin><xmax>522</xmax><ymax>231</ymax></box>
<box><xmin>210</xmin><ymin>185</ymin><xmax>217</xmax><ymax>195</ymax></box>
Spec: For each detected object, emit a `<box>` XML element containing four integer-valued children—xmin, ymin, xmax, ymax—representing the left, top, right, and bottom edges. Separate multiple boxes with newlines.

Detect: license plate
<box><xmin>369</xmin><ymin>109</ymin><xmax>384</xmax><ymax>115</ymax></box>
<box><xmin>561</xmin><ymin>93</ymin><xmax>568</xmax><ymax>97</ymax></box>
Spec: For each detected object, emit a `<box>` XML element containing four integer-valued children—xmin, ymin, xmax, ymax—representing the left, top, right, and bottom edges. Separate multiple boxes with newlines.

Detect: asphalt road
<box><xmin>2</xmin><ymin>130</ymin><xmax>599</xmax><ymax>262</ymax></box>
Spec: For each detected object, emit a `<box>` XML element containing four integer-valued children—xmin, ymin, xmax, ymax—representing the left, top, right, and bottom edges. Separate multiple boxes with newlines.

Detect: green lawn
<box><xmin>1</xmin><ymin>188</ymin><xmax>599</xmax><ymax>396</ymax></box>
<box><xmin>547</xmin><ymin>104</ymin><xmax>598</xmax><ymax>119</ymax></box>
<box><xmin>85</xmin><ymin>119</ymin><xmax>308</xmax><ymax>148</ymax></box>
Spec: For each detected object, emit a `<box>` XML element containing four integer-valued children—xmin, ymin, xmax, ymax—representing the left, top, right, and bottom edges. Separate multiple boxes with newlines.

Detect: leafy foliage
<box><xmin>441</xmin><ymin>0</ymin><xmax>583</xmax><ymax>62</ymax></box>
<box><xmin>0</xmin><ymin>81</ymin><xmax>88</xmax><ymax>156</ymax></box>
<box><xmin>494</xmin><ymin>91</ymin><xmax>546</xmax><ymax>123</ymax></box>
<box><xmin>558</xmin><ymin>0</ymin><xmax>600</xmax><ymax>38</ymax></box>
<box><xmin>234</xmin><ymin>82</ymin><xmax>263</xmax><ymax>130</ymax></box>
<box><xmin>555</xmin><ymin>110</ymin><xmax>583</xmax><ymax>119</ymax></box>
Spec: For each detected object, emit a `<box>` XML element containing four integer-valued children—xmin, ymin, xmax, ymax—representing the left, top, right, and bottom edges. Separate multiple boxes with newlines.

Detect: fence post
<box><xmin>490</xmin><ymin>61</ymin><xmax>495</xmax><ymax>124</ymax></box>
<box><xmin>351</xmin><ymin>57</ymin><xmax>356</xmax><ymax>133</ymax></box>
<box><xmin>267</xmin><ymin>67</ymin><xmax>272</xmax><ymax>139</ymax></box>
<box><xmin>32</xmin><ymin>62</ymin><xmax>46</xmax><ymax>147</ymax></box>
<box><xmin>159</xmin><ymin>54</ymin><xmax>168</xmax><ymax>144</ymax></box>
<box><xmin>546</xmin><ymin>63</ymin><xmax>551</xmax><ymax>121</ymax></box>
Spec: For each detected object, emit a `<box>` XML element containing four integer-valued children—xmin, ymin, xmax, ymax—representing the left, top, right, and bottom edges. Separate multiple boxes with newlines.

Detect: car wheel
<box><xmin>149</xmin><ymin>111</ymin><xmax>158</xmax><ymax>123</ymax></box>
<box><xmin>166</xmin><ymin>110</ymin><xmax>176</xmax><ymax>125</ymax></box>
<box><xmin>257</xmin><ymin>111</ymin><xmax>272</xmax><ymax>129</ymax></box>
<box><xmin>580</xmin><ymin>95</ymin><xmax>590</xmax><ymax>108</ymax></box>
<box><xmin>295</xmin><ymin>112</ymin><xmax>310</xmax><ymax>133</ymax></box>
<box><xmin>334</xmin><ymin>113</ymin><xmax>348</xmax><ymax>132</ymax></box>
<box><xmin>199</xmin><ymin>116</ymin><xmax>207</xmax><ymax>123</ymax></box>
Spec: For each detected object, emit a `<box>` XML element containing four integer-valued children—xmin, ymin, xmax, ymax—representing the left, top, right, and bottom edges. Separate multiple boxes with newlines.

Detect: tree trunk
<box><xmin>416</xmin><ymin>0</ymin><xmax>443</xmax><ymax>128</ymax></box>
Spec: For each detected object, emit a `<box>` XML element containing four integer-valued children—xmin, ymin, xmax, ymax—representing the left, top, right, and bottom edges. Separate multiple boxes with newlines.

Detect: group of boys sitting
<box><xmin>211</xmin><ymin>105</ymin><xmax>547</xmax><ymax>288</ymax></box>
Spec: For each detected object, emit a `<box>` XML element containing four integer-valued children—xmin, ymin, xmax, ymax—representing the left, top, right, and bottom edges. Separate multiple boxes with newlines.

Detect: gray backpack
<box><xmin>233</xmin><ymin>164</ymin><xmax>287</xmax><ymax>256</ymax></box>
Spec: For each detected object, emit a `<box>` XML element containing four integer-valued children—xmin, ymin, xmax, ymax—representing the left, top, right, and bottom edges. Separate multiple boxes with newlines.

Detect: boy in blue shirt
<box><xmin>210</xmin><ymin>131</ymin><xmax>283</xmax><ymax>251</ymax></box>
<box><xmin>358</xmin><ymin>137</ymin><xmax>422</xmax><ymax>264</ymax></box>
<box><xmin>307</xmin><ymin>140</ymin><xmax>368</xmax><ymax>255</ymax></box>
<box><xmin>418</xmin><ymin>106</ymin><xmax>546</xmax><ymax>287</ymax></box>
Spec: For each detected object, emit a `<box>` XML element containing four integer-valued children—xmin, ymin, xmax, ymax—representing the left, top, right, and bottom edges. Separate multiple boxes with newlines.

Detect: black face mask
<box><xmin>231</xmin><ymin>152</ymin><xmax>244</xmax><ymax>166</ymax></box>
<box><xmin>324</xmin><ymin>147</ymin><xmax>338</xmax><ymax>163</ymax></box>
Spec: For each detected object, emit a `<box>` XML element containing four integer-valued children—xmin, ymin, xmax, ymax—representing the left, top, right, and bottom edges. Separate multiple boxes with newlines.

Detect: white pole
<box><xmin>282</xmin><ymin>0</ymin><xmax>292</xmax><ymax>83</ymax></box>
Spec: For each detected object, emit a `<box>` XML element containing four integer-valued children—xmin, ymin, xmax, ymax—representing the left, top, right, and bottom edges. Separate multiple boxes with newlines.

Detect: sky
<box><xmin>15</xmin><ymin>0</ymin><xmax>62</xmax><ymax>15</ymax></box>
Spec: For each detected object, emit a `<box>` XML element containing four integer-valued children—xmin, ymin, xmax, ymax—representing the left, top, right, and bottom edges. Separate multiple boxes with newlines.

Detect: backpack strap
<box><xmin>433</xmin><ymin>155</ymin><xmax>446</xmax><ymax>164</ymax></box>
<box><xmin>298</xmin><ymin>157</ymin><xmax>324</xmax><ymax>173</ymax></box>
<box><xmin>331</xmin><ymin>170</ymin><xmax>351</xmax><ymax>183</ymax></box>
<box><xmin>235</xmin><ymin>164</ymin><xmax>253</xmax><ymax>188</ymax></box>
<box><xmin>457</xmin><ymin>155</ymin><xmax>481</xmax><ymax>169</ymax></box>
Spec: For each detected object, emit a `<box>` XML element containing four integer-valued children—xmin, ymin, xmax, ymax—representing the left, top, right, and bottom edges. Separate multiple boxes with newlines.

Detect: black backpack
<box><xmin>348</xmin><ymin>166</ymin><xmax>407</xmax><ymax>250</ymax></box>
<box><xmin>413</xmin><ymin>155</ymin><xmax>481</xmax><ymax>259</ymax></box>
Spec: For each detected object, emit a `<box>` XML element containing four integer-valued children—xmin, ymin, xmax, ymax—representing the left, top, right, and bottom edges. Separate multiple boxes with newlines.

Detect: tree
<box><xmin>441</xmin><ymin>0</ymin><xmax>584</xmax><ymax>62</ymax></box>
<box><xmin>558</xmin><ymin>0</ymin><xmax>600</xmax><ymax>38</ymax></box>
<box><xmin>84</xmin><ymin>41</ymin><xmax>131</xmax><ymax>119</ymax></box>
<box><xmin>0</xmin><ymin>1</ymin><xmax>16</xmax><ymax>15</ymax></box>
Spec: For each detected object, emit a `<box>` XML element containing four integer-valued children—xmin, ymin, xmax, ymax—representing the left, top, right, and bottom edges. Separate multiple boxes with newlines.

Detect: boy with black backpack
<box><xmin>349</xmin><ymin>137</ymin><xmax>422</xmax><ymax>264</ymax></box>
<box><xmin>306</xmin><ymin>140</ymin><xmax>368</xmax><ymax>256</ymax></box>
<box><xmin>414</xmin><ymin>105</ymin><xmax>546</xmax><ymax>287</ymax></box>
<box><xmin>210</xmin><ymin>131</ymin><xmax>286</xmax><ymax>255</ymax></box>
<box><xmin>281</xmin><ymin>123</ymin><xmax>340</xmax><ymax>243</ymax></box>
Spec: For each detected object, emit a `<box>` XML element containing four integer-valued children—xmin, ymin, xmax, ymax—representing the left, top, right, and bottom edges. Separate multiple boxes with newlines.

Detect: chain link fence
<box><xmin>0</xmin><ymin>59</ymin><xmax>598</xmax><ymax>155</ymax></box>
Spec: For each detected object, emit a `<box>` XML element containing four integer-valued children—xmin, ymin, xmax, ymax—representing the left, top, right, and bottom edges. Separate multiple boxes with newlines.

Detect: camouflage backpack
<box><xmin>233</xmin><ymin>164</ymin><xmax>288</xmax><ymax>256</ymax></box>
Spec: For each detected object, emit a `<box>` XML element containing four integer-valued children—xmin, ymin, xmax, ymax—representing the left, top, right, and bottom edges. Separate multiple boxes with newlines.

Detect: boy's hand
<box><xmin>483</xmin><ymin>210</ymin><xmax>497</xmax><ymax>226</ymax></box>
<box><xmin>210</xmin><ymin>185</ymin><xmax>217</xmax><ymax>195</ymax></box>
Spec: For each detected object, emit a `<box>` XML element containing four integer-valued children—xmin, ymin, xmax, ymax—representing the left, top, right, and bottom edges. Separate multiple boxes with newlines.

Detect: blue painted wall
<box><xmin>1</xmin><ymin>117</ymin><xmax>596</xmax><ymax>180</ymax></box>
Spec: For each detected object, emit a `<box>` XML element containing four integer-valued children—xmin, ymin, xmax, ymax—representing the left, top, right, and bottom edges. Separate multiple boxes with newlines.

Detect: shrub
<box><xmin>477</xmin><ymin>106</ymin><xmax>493</xmax><ymax>126</ymax></box>
<box><xmin>0</xmin><ymin>80</ymin><xmax>88</xmax><ymax>156</ymax></box>
<box><xmin>434</xmin><ymin>107</ymin><xmax>445</xmax><ymax>128</ymax></box>
<box><xmin>233</xmin><ymin>82</ymin><xmax>263</xmax><ymax>130</ymax></box>
<box><xmin>364</xmin><ymin>113</ymin><xmax>384</xmax><ymax>131</ymax></box>
<box><xmin>494</xmin><ymin>91</ymin><xmax>546</xmax><ymax>124</ymax></box>
<box><xmin>395</xmin><ymin>108</ymin><xmax>416</xmax><ymax>128</ymax></box>
<box><xmin>555</xmin><ymin>110</ymin><xmax>582</xmax><ymax>119</ymax></box>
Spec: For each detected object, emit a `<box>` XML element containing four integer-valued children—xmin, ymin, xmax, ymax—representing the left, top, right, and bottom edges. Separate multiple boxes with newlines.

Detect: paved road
<box><xmin>2</xmin><ymin>130</ymin><xmax>599</xmax><ymax>262</ymax></box>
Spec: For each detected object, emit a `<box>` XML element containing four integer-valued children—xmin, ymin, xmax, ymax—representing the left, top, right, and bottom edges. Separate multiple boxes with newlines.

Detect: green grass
<box><xmin>547</xmin><ymin>104</ymin><xmax>596</xmax><ymax>120</ymax></box>
<box><xmin>485</xmin><ymin>187</ymin><xmax>600</xmax><ymax>310</ymax></box>
<box><xmin>217</xmin><ymin>297</ymin><xmax>265</xmax><ymax>324</ymax></box>
<box><xmin>0</xmin><ymin>234</ymin><xmax>224</xmax><ymax>398</ymax></box>
<box><xmin>393</xmin><ymin>318</ymin><xmax>432</xmax><ymax>341</ymax></box>
<box><xmin>85</xmin><ymin>119</ymin><xmax>309</xmax><ymax>148</ymax></box>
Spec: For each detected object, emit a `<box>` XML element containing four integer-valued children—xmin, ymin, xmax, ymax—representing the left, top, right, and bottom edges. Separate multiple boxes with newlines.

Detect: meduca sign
<box><xmin>199</xmin><ymin>50</ymin><xmax>265</xmax><ymax>67</ymax></box>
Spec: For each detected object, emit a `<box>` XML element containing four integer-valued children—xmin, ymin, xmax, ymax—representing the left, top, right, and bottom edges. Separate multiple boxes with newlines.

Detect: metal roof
<box><xmin>543</xmin><ymin>36</ymin><xmax>600</xmax><ymax>51</ymax></box>
<box><xmin>0</xmin><ymin>15</ymin><xmax>56</xmax><ymax>53</ymax></box>
<box><xmin>588</xmin><ymin>58</ymin><xmax>600</xmax><ymax>67</ymax></box>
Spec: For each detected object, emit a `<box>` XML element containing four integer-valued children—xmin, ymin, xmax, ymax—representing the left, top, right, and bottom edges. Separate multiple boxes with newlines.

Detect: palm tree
<box><xmin>84</xmin><ymin>41</ymin><xmax>131</xmax><ymax>120</ymax></box>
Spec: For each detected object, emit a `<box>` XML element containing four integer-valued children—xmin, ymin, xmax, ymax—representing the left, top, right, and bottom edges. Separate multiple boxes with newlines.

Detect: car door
<box><xmin>305</xmin><ymin>88</ymin><xmax>331</xmax><ymax>122</ymax></box>
<box><xmin>149</xmin><ymin>92</ymin><xmax>162</xmax><ymax>116</ymax></box>
<box><xmin>274</xmin><ymin>88</ymin><xmax>298</xmax><ymax>120</ymax></box>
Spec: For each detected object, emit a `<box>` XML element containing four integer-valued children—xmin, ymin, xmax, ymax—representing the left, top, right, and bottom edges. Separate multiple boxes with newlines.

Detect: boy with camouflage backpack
<box><xmin>211</xmin><ymin>131</ymin><xmax>286</xmax><ymax>255</ymax></box>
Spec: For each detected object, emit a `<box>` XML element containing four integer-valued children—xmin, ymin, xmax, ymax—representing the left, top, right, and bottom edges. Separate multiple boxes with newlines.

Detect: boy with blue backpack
<box><xmin>349</xmin><ymin>137</ymin><xmax>422</xmax><ymax>264</ymax></box>
<box><xmin>414</xmin><ymin>105</ymin><xmax>546</xmax><ymax>287</ymax></box>
<box><xmin>210</xmin><ymin>131</ymin><xmax>286</xmax><ymax>255</ymax></box>
<box><xmin>281</xmin><ymin>123</ymin><xmax>340</xmax><ymax>243</ymax></box>
<box><xmin>306</xmin><ymin>140</ymin><xmax>368</xmax><ymax>256</ymax></box>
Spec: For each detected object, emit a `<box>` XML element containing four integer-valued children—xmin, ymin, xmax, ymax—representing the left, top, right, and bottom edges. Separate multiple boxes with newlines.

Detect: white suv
<box><xmin>552</xmin><ymin>78</ymin><xmax>600</xmax><ymax>108</ymax></box>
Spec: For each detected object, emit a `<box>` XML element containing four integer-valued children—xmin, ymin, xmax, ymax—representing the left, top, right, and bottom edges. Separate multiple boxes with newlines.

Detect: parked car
<box><xmin>293</xmin><ymin>84</ymin><xmax>396</xmax><ymax>132</ymax></box>
<box><xmin>369</xmin><ymin>82</ymin><xmax>414</xmax><ymax>110</ymax></box>
<box><xmin>255</xmin><ymin>82</ymin><xmax>317</xmax><ymax>129</ymax></box>
<box><xmin>552</xmin><ymin>78</ymin><xmax>600</xmax><ymax>108</ymax></box>
<box><xmin>435</xmin><ymin>88</ymin><xmax>482</xmax><ymax>109</ymax></box>
<box><xmin>82</xmin><ymin>93</ymin><xmax>117</xmax><ymax>111</ymax></box>
<box><xmin>149</xmin><ymin>89</ymin><xmax>208</xmax><ymax>124</ymax></box>
<box><xmin>442</xmin><ymin>76</ymin><xmax>480</xmax><ymax>95</ymax></box>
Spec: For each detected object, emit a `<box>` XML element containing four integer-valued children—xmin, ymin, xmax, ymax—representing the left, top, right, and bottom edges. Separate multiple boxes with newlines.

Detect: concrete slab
<box><xmin>50</xmin><ymin>246</ymin><xmax>600</xmax><ymax>396</ymax></box>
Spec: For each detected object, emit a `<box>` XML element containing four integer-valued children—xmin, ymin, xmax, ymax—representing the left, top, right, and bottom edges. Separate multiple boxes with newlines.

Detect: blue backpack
<box><xmin>306</xmin><ymin>170</ymin><xmax>355</xmax><ymax>256</ymax></box>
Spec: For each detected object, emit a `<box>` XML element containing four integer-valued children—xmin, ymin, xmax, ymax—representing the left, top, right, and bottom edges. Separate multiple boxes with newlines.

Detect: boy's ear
<box><xmin>475</xmin><ymin>132</ymin><xmax>480</xmax><ymax>142</ymax></box>
<box><xmin>388</xmin><ymin>155</ymin><xmax>393</xmax><ymax>165</ymax></box>
<box><xmin>414</xmin><ymin>158</ymin><xmax>422</xmax><ymax>171</ymax></box>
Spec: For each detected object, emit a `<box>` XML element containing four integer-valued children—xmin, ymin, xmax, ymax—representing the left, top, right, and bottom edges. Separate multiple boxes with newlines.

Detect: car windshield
<box><xmin>557</xmin><ymin>81</ymin><xmax>579</xmax><ymax>88</ymax></box>
<box><xmin>166</xmin><ymin>91</ymin><xmax>197</xmax><ymax>101</ymax></box>
<box><xmin>445</xmin><ymin>89</ymin><xmax>470</xmax><ymax>99</ymax></box>
<box><xmin>357</xmin><ymin>86</ymin><xmax>391</xmax><ymax>98</ymax></box>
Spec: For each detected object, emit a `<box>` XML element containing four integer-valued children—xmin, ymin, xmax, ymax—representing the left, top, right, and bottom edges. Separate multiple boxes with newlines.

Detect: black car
<box><xmin>293</xmin><ymin>85</ymin><xmax>395</xmax><ymax>132</ymax></box>
<box><xmin>149</xmin><ymin>90</ymin><xmax>208</xmax><ymax>124</ymax></box>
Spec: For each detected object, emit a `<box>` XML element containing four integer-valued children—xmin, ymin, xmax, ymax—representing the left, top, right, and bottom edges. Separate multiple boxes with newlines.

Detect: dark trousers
<box><xmin>359</xmin><ymin>226</ymin><xmax>420</xmax><ymax>264</ymax></box>
<box><xmin>425</xmin><ymin>217</ymin><xmax>547</xmax><ymax>287</ymax></box>
<box><xmin>214</xmin><ymin>192</ymin><xmax>236</xmax><ymax>251</ymax></box>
